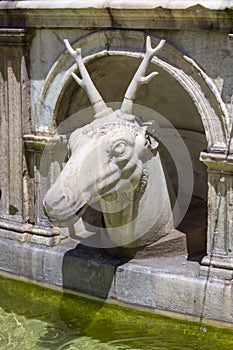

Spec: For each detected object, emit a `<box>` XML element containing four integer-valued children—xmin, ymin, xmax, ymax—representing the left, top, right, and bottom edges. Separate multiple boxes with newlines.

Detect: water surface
<box><xmin>0</xmin><ymin>274</ymin><xmax>232</xmax><ymax>349</ymax></box>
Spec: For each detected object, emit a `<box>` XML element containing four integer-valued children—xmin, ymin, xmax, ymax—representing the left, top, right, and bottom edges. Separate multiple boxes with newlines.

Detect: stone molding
<box><xmin>23</xmin><ymin>134</ymin><xmax>67</xmax><ymax>153</ymax></box>
<box><xmin>0</xmin><ymin>2</ymin><xmax>233</xmax><ymax>30</ymax></box>
<box><xmin>0</xmin><ymin>28</ymin><xmax>34</xmax><ymax>45</ymax></box>
<box><xmin>200</xmin><ymin>152</ymin><xmax>233</xmax><ymax>173</ymax></box>
<box><xmin>0</xmin><ymin>0</ymin><xmax>232</xmax><ymax>10</ymax></box>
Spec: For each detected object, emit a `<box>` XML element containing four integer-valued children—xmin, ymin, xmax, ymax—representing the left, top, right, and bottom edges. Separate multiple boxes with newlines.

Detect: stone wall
<box><xmin>0</xmin><ymin>0</ymin><xmax>233</xmax><ymax>274</ymax></box>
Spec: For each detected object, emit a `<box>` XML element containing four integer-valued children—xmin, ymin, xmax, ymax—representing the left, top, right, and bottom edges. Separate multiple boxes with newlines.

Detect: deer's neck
<box><xmin>100</xmin><ymin>153</ymin><xmax>173</xmax><ymax>249</ymax></box>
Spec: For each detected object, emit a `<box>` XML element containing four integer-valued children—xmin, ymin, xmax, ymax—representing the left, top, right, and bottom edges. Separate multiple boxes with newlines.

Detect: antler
<box><xmin>121</xmin><ymin>37</ymin><xmax>166</xmax><ymax>115</ymax></box>
<box><xmin>64</xmin><ymin>39</ymin><xmax>111</xmax><ymax>117</ymax></box>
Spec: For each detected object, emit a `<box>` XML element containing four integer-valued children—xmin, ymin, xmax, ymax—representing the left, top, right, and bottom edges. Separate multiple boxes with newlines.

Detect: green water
<box><xmin>0</xmin><ymin>274</ymin><xmax>233</xmax><ymax>350</ymax></box>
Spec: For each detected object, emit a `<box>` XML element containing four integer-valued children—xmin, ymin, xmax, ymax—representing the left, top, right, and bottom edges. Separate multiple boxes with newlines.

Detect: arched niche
<box><xmin>37</xmin><ymin>30</ymin><xmax>231</xmax><ymax>256</ymax></box>
<box><xmin>56</xmin><ymin>55</ymin><xmax>204</xmax><ymax>133</ymax></box>
<box><xmin>55</xmin><ymin>53</ymin><xmax>207</xmax><ymax>201</ymax></box>
<box><xmin>38</xmin><ymin>30</ymin><xmax>229</xmax><ymax>153</ymax></box>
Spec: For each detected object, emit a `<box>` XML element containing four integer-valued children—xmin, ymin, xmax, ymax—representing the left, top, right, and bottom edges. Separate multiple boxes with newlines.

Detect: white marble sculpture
<box><xmin>43</xmin><ymin>37</ymin><xmax>174</xmax><ymax>255</ymax></box>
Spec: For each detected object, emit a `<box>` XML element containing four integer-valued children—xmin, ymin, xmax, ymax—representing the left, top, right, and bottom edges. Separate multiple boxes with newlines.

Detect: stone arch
<box><xmin>38</xmin><ymin>29</ymin><xmax>230</xmax><ymax>153</ymax></box>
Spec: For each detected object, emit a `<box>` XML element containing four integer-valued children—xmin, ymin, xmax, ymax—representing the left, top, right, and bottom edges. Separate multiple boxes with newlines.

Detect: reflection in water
<box><xmin>0</xmin><ymin>275</ymin><xmax>233</xmax><ymax>350</ymax></box>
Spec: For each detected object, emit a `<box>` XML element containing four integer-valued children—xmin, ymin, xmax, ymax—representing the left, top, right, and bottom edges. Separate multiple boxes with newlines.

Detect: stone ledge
<box><xmin>200</xmin><ymin>152</ymin><xmax>233</xmax><ymax>172</ymax></box>
<box><xmin>23</xmin><ymin>134</ymin><xmax>67</xmax><ymax>152</ymax></box>
<box><xmin>0</xmin><ymin>236</ymin><xmax>232</xmax><ymax>324</ymax></box>
<box><xmin>0</xmin><ymin>3</ymin><xmax>233</xmax><ymax>30</ymax></box>
<box><xmin>0</xmin><ymin>1</ymin><xmax>233</xmax><ymax>11</ymax></box>
<box><xmin>0</xmin><ymin>28</ymin><xmax>33</xmax><ymax>45</ymax></box>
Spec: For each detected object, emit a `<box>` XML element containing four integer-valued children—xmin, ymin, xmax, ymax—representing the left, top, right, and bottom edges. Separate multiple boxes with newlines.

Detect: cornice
<box><xmin>0</xmin><ymin>1</ymin><xmax>233</xmax><ymax>11</ymax></box>
<box><xmin>0</xmin><ymin>1</ymin><xmax>233</xmax><ymax>30</ymax></box>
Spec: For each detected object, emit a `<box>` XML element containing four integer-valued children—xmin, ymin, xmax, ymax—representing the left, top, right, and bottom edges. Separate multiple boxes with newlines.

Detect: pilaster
<box><xmin>23</xmin><ymin>134</ymin><xmax>67</xmax><ymax>245</ymax></box>
<box><xmin>200</xmin><ymin>152</ymin><xmax>233</xmax><ymax>277</ymax></box>
<box><xmin>0</xmin><ymin>29</ymin><xmax>31</xmax><ymax>237</ymax></box>
<box><xmin>0</xmin><ymin>29</ymin><xmax>61</xmax><ymax>245</ymax></box>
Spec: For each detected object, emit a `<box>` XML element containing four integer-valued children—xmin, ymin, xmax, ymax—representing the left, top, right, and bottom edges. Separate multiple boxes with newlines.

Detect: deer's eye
<box><xmin>112</xmin><ymin>141</ymin><xmax>127</xmax><ymax>157</ymax></box>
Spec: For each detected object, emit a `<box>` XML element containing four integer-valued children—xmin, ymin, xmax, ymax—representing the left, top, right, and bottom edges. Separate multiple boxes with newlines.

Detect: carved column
<box><xmin>0</xmin><ymin>29</ymin><xmax>61</xmax><ymax>246</ymax></box>
<box><xmin>200</xmin><ymin>152</ymin><xmax>233</xmax><ymax>278</ymax></box>
<box><xmin>0</xmin><ymin>29</ymin><xmax>32</xmax><ymax>241</ymax></box>
<box><xmin>23</xmin><ymin>135</ymin><xmax>65</xmax><ymax>245</ymax></box>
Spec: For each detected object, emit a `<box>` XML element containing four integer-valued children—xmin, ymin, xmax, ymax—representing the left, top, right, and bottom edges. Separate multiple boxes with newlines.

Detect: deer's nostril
<box><xmin>121</xmin><ymin>162</ymin><xmax>138</xmax><ymax>180</ymax></box>
<box><xmin>116</xmin><ymin>159</ymin><xmax>128</xmax><ymax>169</ymax></box>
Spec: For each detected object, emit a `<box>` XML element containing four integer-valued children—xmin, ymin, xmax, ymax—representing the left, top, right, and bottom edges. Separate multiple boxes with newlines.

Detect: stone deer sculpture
<box><xmin>43</xmin><ymin>37</ymin><xmax>174</xmax><ymax>257</ymax></box>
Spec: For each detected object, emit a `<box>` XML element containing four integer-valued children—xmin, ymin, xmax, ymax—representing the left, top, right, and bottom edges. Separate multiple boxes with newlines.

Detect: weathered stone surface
<box><xmin>43</xmin><ymin>37</ymin><xmax>174</xmax><ymax>256</ymax></box>
<box><xmin>0</xmin><ymin>237</ymin><xmax>232</xmax><ymax>324</ymax></box>
<box><xmin>200</xmin><ymin>152</ymin><xmax>233</xmax><ymax>272</ymax></box>
<box><xmin>0</xmin><ymin>0</ymin><xmax>233</xmax><ymax>324</ymax></box>
<box><xmin>0</xmin><ymin>29</ymin><xmax>31</xmax><ymax>225</ymax></box>
<box><xmin>1</xmin><ymin>0</ymin><xmax>233</xmax><ymax>10</ymax></box>
<box><xmin>1</xmin><ymin>1</ymin><xmax>233</xmax><ymax>32</ymax></box>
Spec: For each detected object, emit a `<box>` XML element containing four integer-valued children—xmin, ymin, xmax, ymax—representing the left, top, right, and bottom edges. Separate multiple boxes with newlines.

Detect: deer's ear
<box><xmin>141</xmin><ymin>120</ymin><xmax>160</xmax><ymax>136</ymax></box>
<box><xmin>141</xmin><ymin>120</ymin><xmax>160</xmax><ymax>151</ymax></box>
<box><xmin>145</xmin><ymin>134</ymin><xmax>159</xmax><ymax>151</ymax></box>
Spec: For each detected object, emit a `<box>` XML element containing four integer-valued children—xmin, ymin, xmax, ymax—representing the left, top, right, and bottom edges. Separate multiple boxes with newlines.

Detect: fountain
<box><xmin>0</xmin><ymin>0</ymin><xmax>233</xmax><ymax>326</ymax></box>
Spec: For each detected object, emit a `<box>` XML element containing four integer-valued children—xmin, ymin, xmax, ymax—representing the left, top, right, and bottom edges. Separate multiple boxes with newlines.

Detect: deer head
<box><xmin>43</xmin><ymin>37</ymin><xmax>165</xmax><ymax>227</ymax></box>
